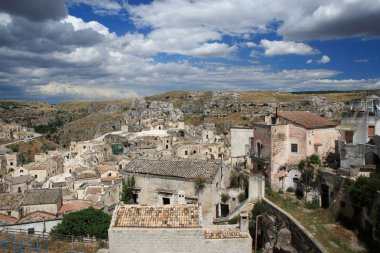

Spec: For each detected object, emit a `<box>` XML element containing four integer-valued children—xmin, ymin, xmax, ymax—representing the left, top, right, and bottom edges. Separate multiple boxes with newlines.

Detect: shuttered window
<box><xmin>368</xmin><ymin>126</ymin><xmax>375</xmax><ymax>139</ymax></box>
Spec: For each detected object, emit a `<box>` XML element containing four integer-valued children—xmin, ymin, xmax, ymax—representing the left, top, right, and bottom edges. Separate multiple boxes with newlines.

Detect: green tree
<box><xmin>51</xmin><ymin>208</ymin><xmax>111</xmax><ymax>239</ymax></box>
<box><xmin>308</xmin><ymin>154</ymin><xmax>321</xmax><ymax>165</ymax></box>
<box><xmin>121</xmin><ymin>176</ymin><xmax>136</xmax><ymax>204</ymax></box>
<box><xmin>349</xmin><ymin>176</ymin><xmax>380</xmax><ymax>208</ymax></box>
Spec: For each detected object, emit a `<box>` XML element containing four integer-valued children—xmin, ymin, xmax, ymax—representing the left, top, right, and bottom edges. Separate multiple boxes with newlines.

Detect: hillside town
<box><xmin>0</xmin><ymin>94</ymin><xmax>379</xmax><ymax>252</ymax></box>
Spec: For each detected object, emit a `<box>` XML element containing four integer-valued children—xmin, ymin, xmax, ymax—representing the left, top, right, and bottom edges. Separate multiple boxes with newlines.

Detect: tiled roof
<box><xmin>125</xmin><ymin>159</ymin><xmax>221</xmax><ymax>181</ymax></box>
<box><xmin>0</xmin><ymin>214</ymin><xmax>17</xmax><ymax>224</ymax></box>
<box><xmin>20</xmin><ymin>188</ymin><xmax>61</xmax><ymax>206</ymax></box>
<box><xmin>277</xmin><ymin>111</ymin><xmax>336</xmax><ymax>129</ymax></box>
<box><xmin>85</xmin><ymin>187</ymin><xmax>102</xmax><ymax>195</ymax></box>
<box><xmin>0</xmin><ymin>193</ymin><xmax>23</xmax><ymax>210</ymax></box>
<box><xmin>115</xmin><ymin>205</ymin><xmax>201</xmax><ymax>228</ymax></box>
<box><xmin>17</xmin><ymin>211</ymin><xmax>57</xmax><ymax>224</ymax></box>
<box><xmin>58</xmin><ymin>202</ymin><xmax>102</xmax><ymax>214</ymax></box>
<box><xmin>7</xmin><ymin>174</ymin><xmax>35</xmax><ymax>185</ymax></box>
<box><xmin>204</xmin><ymin>226</ymin><xmax>249</xmax><ymax>239</ymax></box>
<box><xmin>98</xmin><ymin>164</ymin><xmax>116</xmax><ymax>174</ymax></box>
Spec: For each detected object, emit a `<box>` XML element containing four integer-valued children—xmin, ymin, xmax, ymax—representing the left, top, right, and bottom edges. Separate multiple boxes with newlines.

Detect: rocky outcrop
<box><xmin>126</xmin><ymin>99</ymin><xmax>183</xmax><ymax>132</ymax></box>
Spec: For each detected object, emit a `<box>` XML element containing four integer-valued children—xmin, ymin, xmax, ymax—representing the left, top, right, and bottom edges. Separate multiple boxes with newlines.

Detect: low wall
<box><xmin>262</xmin><ymin>197</ymin><xmax>328</xmax><ymax>253</ymax></box>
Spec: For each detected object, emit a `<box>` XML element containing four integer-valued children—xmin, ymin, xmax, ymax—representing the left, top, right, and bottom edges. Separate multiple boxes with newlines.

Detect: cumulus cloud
<box><xmin>69</xmin><ymin>0</ymin><xmax>123</xmax><ymax>15</ymax></box>
<box><xmin>260</xmin><ymin>40</ymin><xmax>318</xmax><ymax>56</ymax></box>
<box><xmin>318</xmin><ymin>55</ymin><xmax>330</xmax><ymax>64</ymax></box>
<box><xmin>306</xmin><ymin>59</ymin><xmax>313</xmax><ymax>64</ymax></box>
<box><xmin>0</xmin><ymin>0</ymin><xmax>67</xmax><ymax>21</ymax></box>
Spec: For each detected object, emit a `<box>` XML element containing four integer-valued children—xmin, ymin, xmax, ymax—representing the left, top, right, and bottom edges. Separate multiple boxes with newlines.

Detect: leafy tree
<box><xmin>121</xmin><ymin>176</ymin><xmax>136</xmax><ymax>204</ymax></box>
<box><xmin>349</xmin><ymin>176</ymin><xmax>380</xmax><ymax>208</ymax></box>
<box><xmin>51</xmin><ymin>208</ymin><xmax>111</xmax><ymax>239</ymax></box>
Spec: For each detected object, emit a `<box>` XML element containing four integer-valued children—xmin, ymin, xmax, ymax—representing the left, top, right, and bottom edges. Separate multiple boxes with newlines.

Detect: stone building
<box><xmin>108</xmin><ymin>204</ymin><xmax>251</xmax><ymax>253</ymax></box>
<box><xmin>25</xmin><ymin>157</ymin><xmax>64</xmax><ymax>183</ymax></box>
<box><xmin>124</xmin><ymin>159</ymin><xmax>229</xmax><ymax>224</ymax></box>
<box><xmin>252</xmin><ymin>111</ymin><xmax>338</xmax><ymax>190</ymax></box>
<box><xmin>230</xmin><ymin>127</ymin><xmax>254</xmax><ymax>170</ymax></box>
<box><xmin>339</xmin><ymin>94</ymin><xmax>380</xmax><ymax>172</ymax></box>
<box><xmin>0</xmin><ymin>193</ymin><xmax>23</xmax><ymax>219</ymax></box>
<box><xmin>19</xmin><ymin>188</ymin><xmax>62</xmax><ymax>217</ymax></box>
<box><xmin>6</xmin><ymin>174</ymin><xmax>36</xmax><ymax>193</ymax></box>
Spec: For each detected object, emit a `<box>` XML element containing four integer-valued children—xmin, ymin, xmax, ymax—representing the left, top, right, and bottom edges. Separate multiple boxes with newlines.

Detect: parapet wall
<box><xmin>262</xmin><ymin>197</ymin><xmax>328</xmax><ymax>253</ymax></box>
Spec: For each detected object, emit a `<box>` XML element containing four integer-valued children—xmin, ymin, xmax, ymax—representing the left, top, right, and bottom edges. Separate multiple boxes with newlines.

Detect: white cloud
<box><xmin>0</xmin><ymin>13</ymin><xmax>12</xmax><ymax>26</ymax></box>
<box><xmin>306</xmin><ymin>59</ymin><xmax>313</xmax><ymax>64</ymax></box>
<box><xmin>260</xmin><ymin>40</ymin><xmax>318</xmax><ymax>56</ymax></box>
<box><xmin>246</xmin><ymin>42</ymin><xmax>257</xmax><ymax>48</ymax></box>
<box><xmin>355</xmin><ymin>58</ymin><xmax>369</xmax><ymax>63</ymax></box>
<box><xmin>35</xmin><ymin>82</ymin><xmax>138</xmax><ymax>99</ymax></box>
<box><xmin>318</xmin><ymin>55</ymin><xmax>330</xmax><ymax>64</ymax></box>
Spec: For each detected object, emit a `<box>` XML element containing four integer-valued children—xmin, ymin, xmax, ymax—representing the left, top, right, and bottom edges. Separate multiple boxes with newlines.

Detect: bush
<box><xmin>50</xmin><ymin>208</ymin><xmax>111</xmax><ymax>239</ymax></box>
<box><xmin>229</xmin><ymin>170</ymin><xmax>239</xmax><ymax>188</ymax></box>
<box><xmin>286</xmin><ymin>187</ymin><xmax>295</xmax><ymax>192</ymax></box>
<box><xmin>194</xmin><ymin>175</ymin><xmax>206</xmax><ymax>195</ymax></box>
<box><xmin>221</xmin><ymin>193</ymin><xmax>230</xmax><ymax>203</ymax></box>
<box><xmin>308</xmin><ymin>154</ymin><xmax>321</xmax><ymax>165</ymax></box>
<box><xmin>251</xmin><ymin>201</ymin><xmax>268</xmax><ymax>218</ymax></box>
<box><xmin>277</xmin><ymin>190</ymin><xmax>284</xmax><ymax>194</ymax></box>
<box><xmin>238</xmin><ymin>192</ymin><xmax>247</xmax><ymax>203</ymax></box>
<box><xmin>306</xmin><ymin>198</ymin><xmax>320</xmax><ymax>209</ymax></box>
<box><xmin>349</xmin><ymin>176</ymin><xmax>380</xmax><ymax>208</ymax></box>
<box><xmin>121</xmin><ymin>176</ymin><xmax>136</xmax><ymax>204</ymax></box>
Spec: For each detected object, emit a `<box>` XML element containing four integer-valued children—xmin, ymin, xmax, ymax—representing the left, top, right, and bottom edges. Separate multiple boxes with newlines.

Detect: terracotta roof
<box><xmin>115</xmin><ymin>205</ymin><xmax>201</xmax><ymax>228</ymax></box>
<box><xmin>0</xmin><ymin>193</ymin><xmax>23</xmax><ymax>210</ymax></box>
<box><xmin>125</xmin><ymin>159</ymin><xmax>221</xmax><ymax>181</ymax></box>
<box><xmin>58</xmin><ymin>202</ymin><xmax>101</xmax><ymax>214</ymax></box>
<box><xmin>85</xmin><ymin>186</ymin><xmax>102</xmax><ymax>195</ymax></box>
<box><xmin>277</xmin><ymin>111</ymin><xmax>336</xmax><ymax>129</ymax></box>
<box><xmin>17</xmin><ymin>211</ymin><xmax>57</xmax><ymax>224</ymax></box>
<box><xmin>20</xmin><ymin>188</ymin><xmax>61</xmax><ymax>206</ymax></box>
<box><xmin>98</xmin><ymin>164</ymin><xmax>116</xmax><ymax>174</ymax></box>
<box><xmin>0</xmin><ymin>214</ymin><xmax>17</xmax><ymax>224</ymax></box>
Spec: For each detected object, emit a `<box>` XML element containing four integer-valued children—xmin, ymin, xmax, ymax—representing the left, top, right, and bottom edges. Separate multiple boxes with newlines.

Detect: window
<box><xmin>166</xmin><ymin>145</ymin><xmax>168</xmax><ymax>149</ymax></box>
<box><xmin>108</xmin><ymin>173</ymin><xmax>112</xmax><ymax>177</ymax></box>
<box><xmin>206</xmin><ymin>134</ymin><xmax>208</xmax><ymax>139</ymax></box>
<box><xmin>291</xmin><ymin>144</ymin><xmax>298</xmax><ymax>153</ymax></box>
<box><xmin>28</xmin><ymin>228</ymin><xmax>34</xmax><ymax>235</ymax></box>
<box><xmin>7</xmin><ymin>211</ymin><xmax>11</xmax><ymax>216</ymax></box>
<box><xmin>18</xmin><ymin>187</ymin><xmax>21</xmax><ymax>193</ymax></box>
<box><xmin>34</xmin><ymin>175</ymin><xmax>37</xmax><ymax>178</ymax></box>
<box><xmin>162</xmin><ymin>197</ymin><xmax>170</xmax><ymax>205</ymax></box>
<box><xmin>10</xmin><ymin>162</ymin><xmax>13</xmax><ymax>166</ymax></box>
<box><xmin>185</xmin><ymin>150</ymin><xmax>188</xmax><ymax>155</ymax></box>
<box><xmin>20</xmin><ymin>170</ymin><xmax>23</xmax><ymax>173</ymax></box>
<box><xmin>271</xmin><ymin>117</ymin><xmax>276</xmax><ymax>125</ymax></box>
<box><xmin>368</xmin><ymin>126</ymin><xmax>375</xmax><ymax>139</ymax></box>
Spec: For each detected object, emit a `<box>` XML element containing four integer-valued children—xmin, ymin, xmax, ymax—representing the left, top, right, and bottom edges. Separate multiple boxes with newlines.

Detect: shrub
<box><xmin>194</xmin><ymin>175</ymin><xmax>206</xmax><ymax>195</ymax></box>
<box><xmin>238</xmin><ymin>192</ymin><xmax>247</xmax><ymax>203</ymax></box>
<box><xmin>221</xmin><ymin>193</ymin><xmax>230</xmax><ymax>203</ymax></box>
<box><xmin>298</xmin><ymin>159</ymin><xmax>307</xmax><ymax>170</ymax></box>
<box><xmin>306</xmin><ymin>198</ymin><xmax>320</xmax><ymax>209</ymax></box>
<box><xmin>277</xmin><ymin>190</ymin><xmax>284</xmax><ymax>194</ymax></box>
<box><xmin>308</xmin><ymin>154</ymin><xmax>321</xmax><ymax>165</ymax></box>
<box><xmin>286</xmin><ymin>187</ymin><xmax>295</xmax><ymax>192</ymax></box>
<box><xmin>251</xmin><ymin>201</ymin><xmax>268</xmax><ymax>218</ymax></box>
<box><xmin>121</xmin><ymin>176</ymin><xmax>136</xmax><ymax>204</ymax></box>
<box><xmin>349</xmin><ymin>176</ymin><xmax>380</xmax><ymax>208</ymax></box>
<box><xmin>229</xmin><ymin>170</ymin><xmax>239</xmax><ymax>188</ymax></box>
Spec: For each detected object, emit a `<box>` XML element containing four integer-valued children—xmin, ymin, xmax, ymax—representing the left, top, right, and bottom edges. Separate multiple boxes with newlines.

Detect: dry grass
<box><xmin>266</xmin><ymin>191</ymin><xmax>366</xmax><ymax>253</ymax></box>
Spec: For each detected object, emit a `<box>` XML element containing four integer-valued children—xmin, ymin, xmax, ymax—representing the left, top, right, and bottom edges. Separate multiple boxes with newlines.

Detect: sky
<box><xmin>0</xmin><ymin>0</ymin><xmax>380</xmax><ymax>102</ymax></box>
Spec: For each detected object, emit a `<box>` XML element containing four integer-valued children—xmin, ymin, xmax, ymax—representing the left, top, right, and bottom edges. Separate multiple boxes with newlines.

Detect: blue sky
<box><xmin>0</xmin><ymin>0</ymin><xmax>380</xmax><ymax>102</ymax></box>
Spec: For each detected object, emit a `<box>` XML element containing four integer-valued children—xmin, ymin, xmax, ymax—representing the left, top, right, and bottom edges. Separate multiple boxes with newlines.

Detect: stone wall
<box><xmin>262</xmin><ymin>197</ymin><xmax>328</xmax><ymax>253</ymax></box>
<box><xmin>108</xmin><ymin>228</ymin><xmax>251</xmax><ymax>253</ymax></box>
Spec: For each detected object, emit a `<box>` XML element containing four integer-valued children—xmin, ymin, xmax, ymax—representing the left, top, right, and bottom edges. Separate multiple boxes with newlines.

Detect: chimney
<box><xmin>178</xmin><ymin>190</ymin><xmax>186</xmax><ymax>205</ymax></box>
<box><xmin>239</xmin><ymin>211</ymin><xmax>249</xmax><ymax>232</ymax></box>
<box><xmin>275</xmin><ymin>107</ymin><xmax>278</xmax><ymax>118</ymax></box>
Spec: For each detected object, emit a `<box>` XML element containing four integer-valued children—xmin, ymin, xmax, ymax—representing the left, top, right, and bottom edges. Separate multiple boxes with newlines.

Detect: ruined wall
<box><xmin>124</xmin><ymin>172</ymin><xmax>221</xmax><ymax>225</ymax></box>
<box><xmin>109</xmin><ymin>228</ymin><xmax>251</xmax><ymax>253</ymax></box>
<box><xmin>262</xmin><ymin>197</ymin><xmax>328</xmax><ymax>253</ymax></box>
